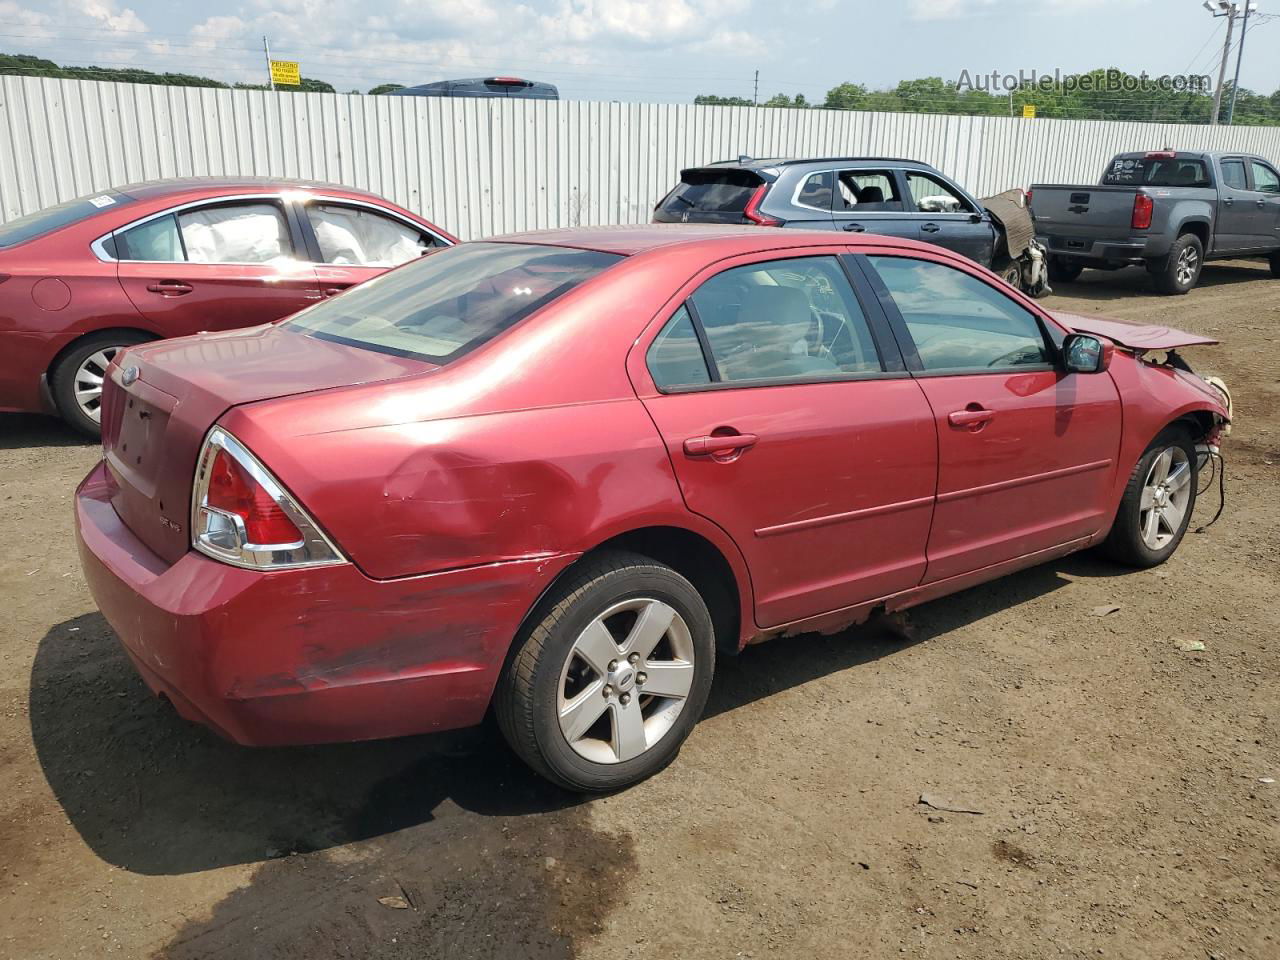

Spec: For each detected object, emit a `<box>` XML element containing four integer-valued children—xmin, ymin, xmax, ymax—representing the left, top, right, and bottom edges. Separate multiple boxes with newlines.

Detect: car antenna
<box><xmin>738</xmin><ymin>154</ymin><xmax>752</xmax><ymax>164</ymax></box>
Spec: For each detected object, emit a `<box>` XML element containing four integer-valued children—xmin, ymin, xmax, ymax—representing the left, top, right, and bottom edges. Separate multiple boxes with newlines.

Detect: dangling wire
<box><xmin>1194</xmin><ymin>452</ymin><xmax>1226</xmax><ymax>533</ymax></box>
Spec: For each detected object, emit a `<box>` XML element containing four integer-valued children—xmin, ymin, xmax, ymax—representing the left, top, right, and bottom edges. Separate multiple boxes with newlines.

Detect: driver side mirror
<box><xmin>1063</xmin><ymin>333</ymin><xmax>1113</xmax><ymax>373</ymax></box>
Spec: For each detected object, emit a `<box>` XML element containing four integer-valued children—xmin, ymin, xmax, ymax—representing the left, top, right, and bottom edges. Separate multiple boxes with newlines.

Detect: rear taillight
<box><xmin>1025</xmin><ymin>188</ymin><xmax>1033</xmax><ymax>207</ymax></box>
<box><xmin>742</xmin><ymin>184</ymin><xmax>782</xmax><ymax>226</ymax></box>
<box><xmin>1132</xmin><ymin>193</ymin><xmax>1154</xmax><ymax>230</ymax></box>
<box><xmin>191</xmin><ymin>427</ymin><xmax>344</xmax><ymax>570</ymax></box>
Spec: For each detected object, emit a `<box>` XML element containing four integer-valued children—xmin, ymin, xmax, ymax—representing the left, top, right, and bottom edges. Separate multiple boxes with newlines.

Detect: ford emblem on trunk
<box><xmin>121</xmin><ymin>365</ymin><xmax>139</xmax><ymax>386</ymax></box>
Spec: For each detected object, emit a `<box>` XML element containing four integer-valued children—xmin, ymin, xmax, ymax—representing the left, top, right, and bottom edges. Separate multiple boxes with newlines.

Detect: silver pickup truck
<box><xmin>1030</xmin><ymin>150</ymin><xmax>1280</xmax><ymax>294</ymax></box>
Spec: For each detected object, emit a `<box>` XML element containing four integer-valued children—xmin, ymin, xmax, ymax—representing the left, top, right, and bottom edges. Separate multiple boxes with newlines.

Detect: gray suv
<box><xmin>654</xmin><ymin>157</ymin><xmax>1001</xmax><ymax>269</ymax></box>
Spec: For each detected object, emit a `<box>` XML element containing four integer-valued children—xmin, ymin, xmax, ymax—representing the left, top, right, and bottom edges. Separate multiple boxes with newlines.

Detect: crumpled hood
<box><xmin>1049</xmin><ymin>311</ymin><xmax>1218</xmax><ymax>351</ymax></box>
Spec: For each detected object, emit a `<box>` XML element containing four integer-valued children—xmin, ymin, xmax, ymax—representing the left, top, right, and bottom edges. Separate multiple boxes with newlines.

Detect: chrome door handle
<box><xmin>842</xmin><ymin>222</ymin><xmax>865</xmax><ymax>232</ymax></box>
<box><xmin>921</xmin><ymin>223</ymin><xmax>941</xmax><ymax>234</ymax></box>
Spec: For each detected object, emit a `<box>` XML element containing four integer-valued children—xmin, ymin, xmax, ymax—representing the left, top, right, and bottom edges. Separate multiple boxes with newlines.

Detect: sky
<box><xmin>1</xmin><ymin>0</ymin><xmax>1276</xmax><ymax>103</ymax></box>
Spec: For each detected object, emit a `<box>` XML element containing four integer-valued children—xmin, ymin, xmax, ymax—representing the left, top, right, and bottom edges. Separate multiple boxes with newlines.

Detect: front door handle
<box><xmin>1258</xmin><ymin>199</ymin><xmax>1267</xmax><ymax>208</ymax></box>
<box><xmin>947</xmin><ymin>408</ymin><xmax>995</xmax><ymax>429</ymax></box>
<box><xmin>322</xmin><ymin>287</ymin><xmax>346</xmax><ymax>297</ymax></box>
<box><xmin>1223</xmin><ymin>197</ymin><xmax>1234</xmax><ymax>206</ymax></box>
<box><xmin>145</xmin><ymin>280</ymin><xmax>193</xmax><ymax>296</ymax></box>
<box><xmin>842</xmin><ymin>222</ymin><xmax>865</xmax><ymax>232</ymax></box>
<box><xmin>921</xmin><ymin>223</ymin><xmax>941</xmax><ymax>234</ymax></box>
<box><xmin>684</xmin><ymin>433</ymin><xmax>758</xmax><ymax>456</ymax></box>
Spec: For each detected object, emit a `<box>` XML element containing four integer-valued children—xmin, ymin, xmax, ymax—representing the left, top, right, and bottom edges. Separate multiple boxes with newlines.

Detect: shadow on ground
<box><xmin>0</xmin><ymin>413</ymin><xmax>90</xmax><ymax>450</ymax></box>
<box><xmin>1046</xmin><ymin>260</ymin><xmax>1270</xmax><ymax>302</ymax></box>
<box><xmin>28</xmin><ymin>553</ymin><xmax>1110</xmax><ymax>958</ymax></box>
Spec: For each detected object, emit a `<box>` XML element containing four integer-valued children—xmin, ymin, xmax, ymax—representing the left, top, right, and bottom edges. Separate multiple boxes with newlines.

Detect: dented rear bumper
<box><xmin>75</xmin><ymin>459</ymin><xmax>574</xmax><ymax>746</ymax></box>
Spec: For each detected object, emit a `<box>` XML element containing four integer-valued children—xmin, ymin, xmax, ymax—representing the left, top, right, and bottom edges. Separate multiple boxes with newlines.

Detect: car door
<box><xmin>902</xmin><ymin>170</ymin><xmax>997</xmax><ymax>267</ymax></box>
<box><xmin>830</xmin><ymin>168</ymin><xmax>921</xmax><ymax>244</ymax></box>
<box><xmin>858</xmin><ymin>251</ymin><xmax>1122</xmax><ymax>584</ymax></box>
<box><xmin>296</xmin><ymin>198</ymin><xmax>445</xmax><ymax>297</ymax></box>
<box><xmin>631</xmin><ymin>251</ymin><xmax>938</xmax><ymax>628</ymax></box>
<box><xmin>1215</xmin><ymin>157</ymin><xmax>1254</xmax><ymax>253</ymax></box>
<box><xmin>113</xmin><ymin>199</ymin><xmax>321</xmax><ymax>337</ymax></box>
<box><xmin>1247</xmin><ymin>160</ymin><xmax>1280</xmax><ymax>251</ymax></box>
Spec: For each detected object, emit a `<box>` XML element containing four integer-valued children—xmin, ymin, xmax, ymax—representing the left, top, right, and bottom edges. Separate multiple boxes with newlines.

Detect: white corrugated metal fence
<box><xmin>4</xmin><ymin>75</ymin><xmax>1280</xmax><ymax>240</ymax></box>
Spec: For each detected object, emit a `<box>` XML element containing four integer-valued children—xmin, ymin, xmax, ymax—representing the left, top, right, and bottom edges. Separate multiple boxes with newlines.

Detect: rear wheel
<box><xmin>1152</xmin><ymin>234</ymin><xmax>1203</xmax><ymax>295</ymax></box>
<box><xmin>496</xmin><ymin>551</ymin><xmax>715</xmax><ymax>792</ymax></box>
<box><xmin>50</xmin><ymin>332</ymin><xmax>152</xmax><ymax>438</ymax></box>
<box><xmin>1269</xmin><ymin>251</ymin><xmax>1280</xmax><ymax>278</ymax></box>
<box><xmin>1048</xmin><ymin>258</ymin><xmax>1084</xmax><ymax>283</ymax></box>
<box><xmin>1102</xmin><ymin>426</ymin><xmax>1197</xmax><ymax>567</ymax></box>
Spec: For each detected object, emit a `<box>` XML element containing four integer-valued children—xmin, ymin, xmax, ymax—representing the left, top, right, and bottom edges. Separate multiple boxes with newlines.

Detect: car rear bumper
<box><xmin>75</xmin><ymin>459</ymin><xmax>575</xmax><ymax>746</ymax></box>
<box><xmin>1039</xmin><ymin>234</ymin><xmax>1170</xmax><ymax>262</ymax></box>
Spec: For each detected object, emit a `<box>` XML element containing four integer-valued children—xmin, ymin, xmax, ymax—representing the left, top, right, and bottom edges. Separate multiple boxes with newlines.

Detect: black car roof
<box><xmin>703</xmin><ymin>156</ymin><xmax>939</xmax><ymax>170</ymax></box>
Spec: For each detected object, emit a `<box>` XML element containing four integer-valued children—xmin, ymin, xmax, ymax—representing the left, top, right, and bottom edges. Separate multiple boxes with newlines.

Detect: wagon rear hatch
<box><xmin>653</xmin><ymin>166</ymin><xmax>769</xmax><ymax>224</ymax></box>
<box><xmin>100</xmin><ymin>323</ymin><xmax>429</xmax><ymax>565</ymax></box>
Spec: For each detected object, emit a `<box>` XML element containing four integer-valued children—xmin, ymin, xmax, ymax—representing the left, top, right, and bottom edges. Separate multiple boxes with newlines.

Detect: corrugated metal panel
<box><xmin>4</xmin><ymin>75</ymin><xmax>1280</xmax><ymax>239</ymax></box>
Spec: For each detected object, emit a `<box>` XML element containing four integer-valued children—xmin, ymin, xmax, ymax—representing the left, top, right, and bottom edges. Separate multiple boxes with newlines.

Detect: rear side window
<box><xmin>1221</xmin><ymin>160</ymin><xmax>1247</xmax><ymax>191</ymax></box>
<box><xmin>1103</xmin><ymin>156</ymin><xmax>1210</xmax><ymax>187</ymax></box>
<box><xmin>116</xmin><ymin>215</ymin><xmax>184</xmax><ymax>261</ymax></box>
<box><xmin>654</xmin><ymin>169</ymin><xmax>763</xmax><ymax>222</ymax></box>
<box><xmin>796</xmin><ymin>172</ymin><xmax>835</xmax><ymax>210</ymax></box>
<box><xmin>647</xmin><ymin>306</ymin><xmax>712</xmax><ymax>389</ymax></box>
<box><xmin>834</xmin><ymin>170</ymin><xmax>902</xmax><ymax>211</ymax></box>
<box><xmin>867</xmin><ymin>256</ymin><xmax>1050</xmax><ymax>373</ymax></box>
<box><xmin>682</xmin><ymin>256</ymin><xmax>881</xmax><ymax>384</ymax></box>
<box><xmin>0</xmin><ymin>190</ymin><xmax>134</xmax><ymax>249</ymax></box>
<box><xmin>1251</xmin><ymin>162</ymin><xmax>1280</xmax><ymax>195</ymax></box>
<box><xmin>286</xmin><ymin>242</ymin><xmax>622</xmax><ymax>364</ymax></box>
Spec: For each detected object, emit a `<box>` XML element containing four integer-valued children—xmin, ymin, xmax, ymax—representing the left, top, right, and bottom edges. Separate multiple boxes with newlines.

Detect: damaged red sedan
<box><xmin>75</xmin><ymin>226</ymin><xmax>1230</xmax><ymax>791</ymax></box>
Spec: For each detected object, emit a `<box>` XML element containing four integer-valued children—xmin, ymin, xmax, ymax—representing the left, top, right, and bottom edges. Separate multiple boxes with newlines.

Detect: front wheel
<box><xmin>1269</xmin><ymin>251</ymin><xmax>1280</xmax><ymax>279</ymax></box>
<box><xmin>496</xmin><ymin>551</ymin><xmax>715</xmax><ymax>792</ymax></box>
<box><xmin>1102</xmin><ymin>427</ymin><xmax>1198</xmax><ymax>567</ymax></box>
<box><xmin>1048</xmin><ymin>258</ymin><xmax>1084</xmax><ymax>283</ymax></box>
<box><xmin>994</xmin><ymin>258</ymin><xmax>1022</xmax><ymax>290</ymax></box>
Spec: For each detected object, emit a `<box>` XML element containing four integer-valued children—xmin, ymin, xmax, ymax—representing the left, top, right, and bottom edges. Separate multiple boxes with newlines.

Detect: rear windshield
<box><xmin>0</xmin><ymin>190</ymin><xmax>134</xmax><ymax>248</ymax></box>
<box><xmin>654</xmin><ymin>169</ymin><xmax>763</xmax><ymax>222</ymax></box>
<box><xmin>285</xmin><ymin>242</ymin><xmax>622</xmax><ymax>364</ymax></box>
<box><xmin>1102</xmin><ymin>156</ymin><xmax>1210</xmax><ymax>187</ymax></box>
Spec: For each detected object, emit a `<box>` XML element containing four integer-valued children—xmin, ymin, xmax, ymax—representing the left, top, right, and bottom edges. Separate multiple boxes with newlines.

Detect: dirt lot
<box><xmin>1</xmin><ymin>261</ymin><xmax>1278</xmax><ymax>960</ymax></box>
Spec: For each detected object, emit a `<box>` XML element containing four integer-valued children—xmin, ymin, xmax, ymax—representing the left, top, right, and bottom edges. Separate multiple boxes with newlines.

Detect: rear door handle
<box><xmin>842</xmin><ymin>222</ymin><xmax>865</xmax><ymax>232</ymax></box>
<box><xmin>684</xmin><ymin>433</ymin><xmax>758</xmax><ymax>456</ymax></box>
<box><xmin>921</xmin><ymin>223</ymin><xmax>941</xmax><ymax>234</ymax></box>
<box><xmin>1258</xmin><ymin>199</ymin><xmax>1267</xmax><ymax>208</ymax></box>
<box><xmin>1223</xmin><ymin>197</ymin><xmax>1234</xmax><ymax>206</ymax></box>
<box><xmin>145</xmin><ymin>280</ymin><xmax>193</xmax><ymax>296</ymax></box>
<box><xmin>322</xmin><ymin>287</ymin><xmax>346</xmax><ymax>297</ymax></box>
<box><xmin>947</xmin><ymin>408</ymin><xmax>995</xmax><ymax>429</ymax></box>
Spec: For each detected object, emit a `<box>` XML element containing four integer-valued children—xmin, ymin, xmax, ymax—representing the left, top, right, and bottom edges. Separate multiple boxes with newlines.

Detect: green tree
<box><xmin>368</xmin><ymin>83</ymin><xmax>405</xmax><ymax>96</ymax></box>
<box><xmin>694</xmin><ymin>93</ymin><xmax>753</xmax><ymax>106</ymax></box>
<box><xmin>824</xmin><ymin>82</ymin><xmax>868</xmax><ymax>110</ymax></box>
<box><xmin>762</xmin><ymin>92</ymin><xmax>809</xmax><ymax>108</ymax></box>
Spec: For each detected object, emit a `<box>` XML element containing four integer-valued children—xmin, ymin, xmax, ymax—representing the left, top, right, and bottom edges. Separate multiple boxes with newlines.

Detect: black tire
<box><xmin>993</xmin><ymin>258</ymin><xmax>1022</xmax><ymax>290</ymax></box>
<box><xmin>1152</xmin><ymin>234</ymin><xmax>1203</xmax><ymax>295</ymax></box>
<box><xmin>1101</xmin><ymin>426</ymin><xmax>1198</xmax><ymax>568</ymax></box>
<box><xmin>1269</xmin><ymin>251</ymin><xmax>1280</xmax><ymax>279</ymax></box>
<box><xmin>495</xmin><ymin>550</ymin><xmax>716</xmax><ymax>792</ymax></box>
<box><xmin>50</xmin><ymin>331</ymin><xmax>151</xmax><ymax>438</ymax></box>
<box><xmin>1048</xmin><ymin>258</ymin><xmax>1084</xmax><ymax>283</ymax></box>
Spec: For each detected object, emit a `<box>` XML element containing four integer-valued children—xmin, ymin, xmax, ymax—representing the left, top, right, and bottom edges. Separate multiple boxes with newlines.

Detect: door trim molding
<box><xmin>936</xmin><ymin>457</ymin><xmax>1113</xmax><ymax>504</ymax></box>
<box><xmin>754</xmin><ymin>494</ymin><xmax>934</xmax><ymax>538</ymax></box>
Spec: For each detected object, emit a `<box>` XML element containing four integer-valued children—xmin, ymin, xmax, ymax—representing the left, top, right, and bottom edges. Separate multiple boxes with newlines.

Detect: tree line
<box><xmin>698</xmin><ymin>70</ymin><xmax>1280</xmax><ymax>126</ymax></box>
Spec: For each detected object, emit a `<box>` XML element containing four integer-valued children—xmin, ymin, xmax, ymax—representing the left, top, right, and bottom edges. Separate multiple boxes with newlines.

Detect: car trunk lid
<box><xmin>101</xmin><ymin>323</ymin><xmax>431</xmax><ymax>564</ymax></box>
<box><xmin>1050</xmin><ymin>311</ymin><xmax>1219</xmax><ymax>351</ymax></box>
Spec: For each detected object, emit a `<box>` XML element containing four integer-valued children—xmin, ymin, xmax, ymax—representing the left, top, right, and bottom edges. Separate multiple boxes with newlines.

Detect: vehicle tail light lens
<box><xmin>1144</xmin><ymin>150</ymin><xmax>1176</xmax><ymax>160</ymax></box>
<box><xmin>1025</xmin><ymin>188</ymin><xmax>1033</xmax><ymax>207</ymax></box>
<box><xmin>191</xmin><ymin>427</ymin><xmax>344</xmax><ymax>569</ymax></box>
<box><xmin>1132</xmin><ymin>193</ymin><xmax>1154</xmax><ymax>230</ymax></box>
<box><xmin>742</xmin><ymin>184</ymin><xmax>782</xmax><ymax>226</ymax></box>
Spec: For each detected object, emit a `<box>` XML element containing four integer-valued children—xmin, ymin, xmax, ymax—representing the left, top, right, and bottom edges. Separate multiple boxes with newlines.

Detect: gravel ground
<box><xmin>1</xmin><ymin>260</ymin><xmax>1277</xmax><ymax>960</ymax></box>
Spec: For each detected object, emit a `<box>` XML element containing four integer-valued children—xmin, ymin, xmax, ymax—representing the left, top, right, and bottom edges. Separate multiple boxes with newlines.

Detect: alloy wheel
<box><xmin>73</xmin><ymin>348</ymin><xmax>120</xmax><ymax>424</ymax></box>
<box><xmin>556</xmin><ymin>597</ymin><xmax>696</xmax><ymax>764</ymax></box>
<box><xmin>1175</xmin><ymin>246</ymin><xmax>1199</xmax><ymax>287</ymax></box>
<box><xmin>1139</xmin><ymin>445</ymin><xmax>1192</xmax><ymax>550</ymax></box>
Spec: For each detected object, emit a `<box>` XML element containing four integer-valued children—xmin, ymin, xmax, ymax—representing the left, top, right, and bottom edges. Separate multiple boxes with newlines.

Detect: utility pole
<box><xmin>1205</xmin><ymin>0</ymin><xmax>1236</xmax><ymax>125</ymax></box>
<box><xmin>263</xmin><ymin>35</ymin><xmax>275</xmax><ymax>91</ymax></box>
<box><xmin>1226</xmin><ymin>1</ymin><xmax>1256</xmax><ymax>124</ymax></box>
<box><xmin>753</xmin><ymin>70</ymin><xmax>759</xmax><ymax>106</ymax></box>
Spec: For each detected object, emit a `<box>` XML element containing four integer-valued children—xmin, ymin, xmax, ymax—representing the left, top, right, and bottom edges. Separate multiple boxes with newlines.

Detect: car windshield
<box><xmin>0</xmin><ymin>189</ymin><xmax>134</xmax><ymax>248</ymax></box>
<box><xmin>285</xmin><ymin>242</ymin><xmax>623</xmax><ymax>364</ymax></box>
<box><xmin>1102</xmin><ymin>156</ymin><xmax>1210</xmax><ymax>187</ymax></box>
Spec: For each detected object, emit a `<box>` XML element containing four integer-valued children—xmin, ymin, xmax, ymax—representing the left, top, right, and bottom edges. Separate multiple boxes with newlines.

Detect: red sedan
<box><xmin>0</xmin><ymin>178</ymin><xmax>454</xmax><ymax>435</ymax></box>
<box><xmin>75</xmin><ymin>226</ymin><xmax>1230</xmax><ymax>791</ymax></box>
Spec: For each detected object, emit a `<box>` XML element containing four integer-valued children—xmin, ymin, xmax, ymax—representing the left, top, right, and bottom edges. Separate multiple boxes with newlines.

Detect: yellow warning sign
<box><xmin>269</xmin><ymin>60</ymin><xmax>300</xmax><ymax>86</ymax></box>
<box><xmin>1022</xmin><ymin>103</ymin><xmax>1036</xmax><ymax>119</ymax></box>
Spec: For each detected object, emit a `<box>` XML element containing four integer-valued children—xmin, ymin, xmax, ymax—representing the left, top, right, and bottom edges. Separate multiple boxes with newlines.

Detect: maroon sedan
<box><xmin>0</xmin><ymin>178</ymin><xmax>454</xmax><ymax>435</ymax></box>
<box><xmin>75</xmin><ymin>226</ymin><xmax>1230</xmax><ymax>791</ymax></box>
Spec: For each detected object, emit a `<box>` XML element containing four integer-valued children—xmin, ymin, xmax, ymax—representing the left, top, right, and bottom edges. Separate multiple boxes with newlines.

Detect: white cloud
<box><xmin>907</xmin><ymin>0</ymin><xmax>997</xmax><ymax>21</ymax></box>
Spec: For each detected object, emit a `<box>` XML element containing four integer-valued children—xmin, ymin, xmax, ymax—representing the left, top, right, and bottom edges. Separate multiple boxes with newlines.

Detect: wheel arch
<box><xmin>46</xmin><ymin>326</ymin><xmax>160</xmax><ymax>381</ymax></box>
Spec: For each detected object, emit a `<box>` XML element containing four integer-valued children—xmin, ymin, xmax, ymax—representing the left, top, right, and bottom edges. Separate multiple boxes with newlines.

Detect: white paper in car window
<box><xmin>178</xmin><ymin>204</ymin><xmax>291</xmax><ymax>264</ymax></box>
<box><xmin>308</xmin><ymin>204</ymin><xmax>426</xmax><ymax>267</ymax></box>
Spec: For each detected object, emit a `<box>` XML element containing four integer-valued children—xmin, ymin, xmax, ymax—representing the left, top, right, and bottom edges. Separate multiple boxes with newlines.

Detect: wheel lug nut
<box><xmin>628</xmin><ymin>652</ymin><xmax>640</xmax><ymax>664</ymax></box>
<box><xmin>602</xmin><ymin>684</ymin><xmax>612</xmax><ymax>698</ymax></box>
<box><xmin>608</xmin><ymin>660</ymin><xmax>618</xmax><ymax>671</ymax></box>
<box><xmin>637</xmin><ymin>672</ymin><xmax>647</xmax><ymax>685</ymax></box>
<box><xmin>620</xmin><ymin>693</ymin><xmax>631</xmax><ymax>705</ymax></box>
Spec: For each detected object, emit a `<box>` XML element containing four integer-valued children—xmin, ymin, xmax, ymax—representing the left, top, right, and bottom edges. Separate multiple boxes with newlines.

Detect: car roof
<box><xmin>111</xmin><ymin>177</ymin><xmax>386</xmax><ymax>203</ymax></box>
<box><xmin>702</xmin><ymin>156</ymin><xmax>938</xmax><ymax>171</ymax></box>
<box><xmin>488</xmin><ymin>223</ymin><xmax>947</xmax><ymax>258</ymax></box>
